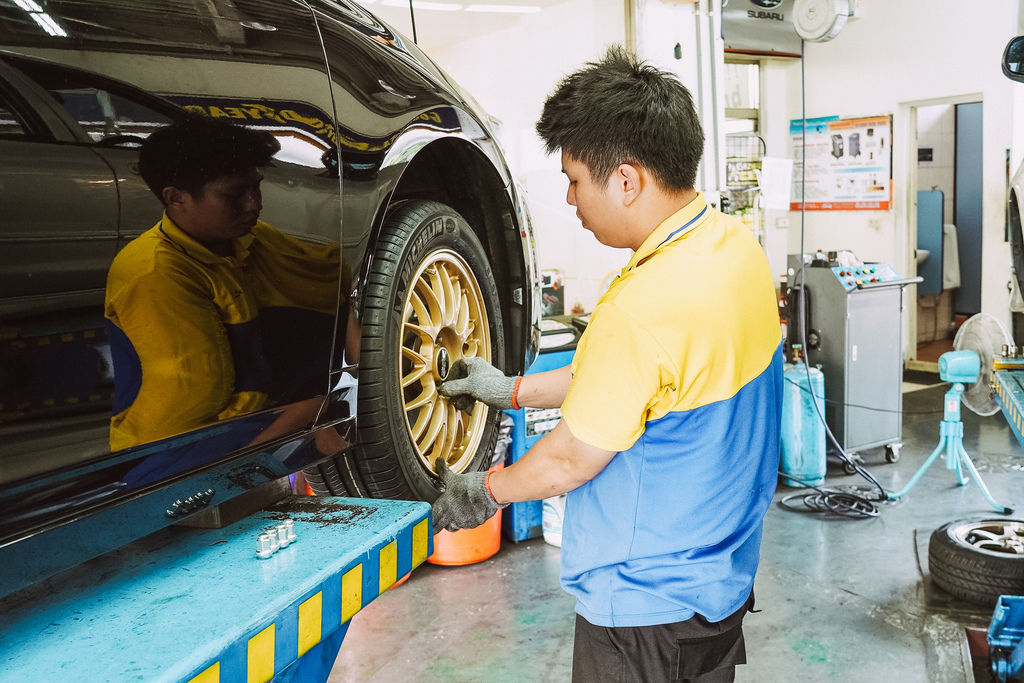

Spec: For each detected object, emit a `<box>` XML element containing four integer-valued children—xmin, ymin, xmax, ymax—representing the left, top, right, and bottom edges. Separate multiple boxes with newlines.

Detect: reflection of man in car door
<box><xmin>104</xmin><ymin>116</ymin><xmax>341</xmax><ymax>451</ymax></box>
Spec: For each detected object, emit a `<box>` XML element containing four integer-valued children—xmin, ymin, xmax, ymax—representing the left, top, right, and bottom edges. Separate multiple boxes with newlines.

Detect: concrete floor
<box><xmin>329</xmin><ymin>382</ymin><xmax>1023</xmax><ymax>682</ymax></box>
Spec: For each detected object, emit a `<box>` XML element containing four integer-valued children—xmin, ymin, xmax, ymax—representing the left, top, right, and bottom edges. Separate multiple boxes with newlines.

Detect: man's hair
<box><xmin>139</xmin><ymin>115</ymin><xmax>280</xmax><ymax>201</ymax></box>
<box><xmin>536</xmin><ymin>45</ymin><xmax>704</xmax><ymax>192</ymax></box>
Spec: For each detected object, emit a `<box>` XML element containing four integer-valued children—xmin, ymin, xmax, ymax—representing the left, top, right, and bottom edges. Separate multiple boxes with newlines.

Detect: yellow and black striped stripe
<box><xmin>188</xmin><ymin>517</ymin><xmax>430</xmax><ymax>683</ymax></box>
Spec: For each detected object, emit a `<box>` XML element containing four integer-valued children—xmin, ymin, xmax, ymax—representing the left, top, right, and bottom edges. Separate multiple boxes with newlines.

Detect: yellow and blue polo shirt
<box><xmin>559</xmin><ymin>193</ymin><xmax>783</xmax><ymax>628</ymax></box>
<box><xmin>104</xmin><ymin>215</ymin><xmax>340</xmax><ymax>452</ymax></box>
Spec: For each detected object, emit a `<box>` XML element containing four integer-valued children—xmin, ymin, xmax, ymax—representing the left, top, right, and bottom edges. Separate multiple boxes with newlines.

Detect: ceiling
<box><xmin>361</xmin><ymin>0</ymin><xmax>567</xmax><ymax>54</ymax></box>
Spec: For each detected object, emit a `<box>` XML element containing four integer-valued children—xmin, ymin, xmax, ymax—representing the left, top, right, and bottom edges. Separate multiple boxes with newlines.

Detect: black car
<box><xmin>0</xmin><ymin>0</ymin><xmax>540</xmax><ymax>598</ymax></box>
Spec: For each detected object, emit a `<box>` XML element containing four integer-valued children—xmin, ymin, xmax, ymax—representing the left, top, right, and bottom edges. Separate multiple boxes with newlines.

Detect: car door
<box><xmin>0</xmin><ymin>57</ymin><xmax>119</xmax><ymax>319</ymax></box>
<box><xmin>0</xmin><ymin>54</ymin><xmax>173</xmax><ymax>250</ymax></box>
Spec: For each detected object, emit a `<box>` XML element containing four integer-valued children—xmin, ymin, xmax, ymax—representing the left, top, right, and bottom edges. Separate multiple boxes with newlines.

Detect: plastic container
<box><xmin>388</xmin><ymin>572</ymin><xmax>411</xmax><ymax>590</ymax></box>
<box><xmin>988</xmin><ymin>594</ymin><xmax>1024</xmax><ymax>682</ymax></box>
<box><xmin>504</xmin><ymin>344</ymin><xmax>576</xmax><ymax>542</ymax></box>
<box><xmin>542</xmin><ymin>494</ymin><xmax>565</xmax><ymax>547</ymax></box>
<box><xmin>780</xmin><ymin>362</ymin><xmax>826</xmax><ymax>487</ymax></box>
<box><xmin>427</xmin><ymin>463</ymin><xmax>503</xmax><ymax>566</ymax></box>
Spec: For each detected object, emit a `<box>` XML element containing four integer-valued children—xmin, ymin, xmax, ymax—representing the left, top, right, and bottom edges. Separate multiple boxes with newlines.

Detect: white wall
<box><xmin>430</xmin><ymin>0</ymin><xmax>629</xmax><ymax>313</ymax></box>
<box><xmin>770</xmin><ymin>1</ymin><xmax>1022</xmax><ymax>343</ymax></box>
<box><xmin>761</xmin><ymin>59</ymin><xmax>795</xmax><ymax>281</ymax></box>
<box><xmin>409</xmin><ymin>0</ymin><xmax>1024</xmax><ymax>334</ymax></box>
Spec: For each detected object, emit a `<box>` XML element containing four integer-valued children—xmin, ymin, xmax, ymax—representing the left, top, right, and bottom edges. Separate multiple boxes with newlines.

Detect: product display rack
<box><xmin>724</xmin><ymin>133</ymin><xmax>767</xmax><ymax>246</ymax></box>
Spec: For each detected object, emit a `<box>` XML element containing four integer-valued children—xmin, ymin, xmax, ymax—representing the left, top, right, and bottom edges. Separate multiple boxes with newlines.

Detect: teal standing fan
<box><xmin>889</xmin><ymin>347</ymin><xmax>1013</xmax><ymax>513</ymax></box>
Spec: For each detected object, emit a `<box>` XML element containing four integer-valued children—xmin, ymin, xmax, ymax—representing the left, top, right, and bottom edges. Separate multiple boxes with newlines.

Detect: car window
<box><xmin>0</xmin><ymin>91</ymin><xmax>29</xmax><ymax>138</ymax></box>
<box><xmin>10</xmin><ymin>58</ymin><xmax>173</xmax><ymax>143</ymax></box>
<box><xmin>46</xmin><ymin>84</ymin><xmax>171</xmax><ymax>143</ymax></box>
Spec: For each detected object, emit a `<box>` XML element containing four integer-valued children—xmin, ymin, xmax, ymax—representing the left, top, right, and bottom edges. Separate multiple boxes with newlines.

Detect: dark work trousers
<box><xmin>570</xmin><ymin>593</ymin><xmax>753</xmax><ymax>683</ymax></box>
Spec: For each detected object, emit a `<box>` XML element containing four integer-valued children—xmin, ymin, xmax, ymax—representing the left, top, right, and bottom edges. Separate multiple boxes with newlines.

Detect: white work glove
<box><xmin>438</xmin><ymin>357</ymin><xmax>517</xmax><ymax>411</ymax></box>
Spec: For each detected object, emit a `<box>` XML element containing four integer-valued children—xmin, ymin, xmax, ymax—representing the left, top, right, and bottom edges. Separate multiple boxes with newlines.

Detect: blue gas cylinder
<box><xmin>780</xmin><ymin>361</ymin><xmax>826</xmax><ymax>487</ymax></box>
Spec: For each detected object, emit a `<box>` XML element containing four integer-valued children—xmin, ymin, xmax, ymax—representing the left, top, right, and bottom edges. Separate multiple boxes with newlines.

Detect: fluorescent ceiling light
<box><xmin>381</xmin><ymin>0</ymin><xmax>463</xmax><ymax>10</ymax></box>
<box><xmin>13</xmin><ymin>0</ymin><xmax>43</xmax><ymax>11</ymax></box>
<box><xmin>33</xmin><ymin>13</ymin><xmax>68</xmax><ymax>37</ymax></box>
<box><xmin>465</xmin><ymin>4</ymin><xmax>541</xmax><ymax>13</ymax></box>
<box><xmin>13</xmin><ymin>0</ymin><xmax>68</xmax><ymax>37</ymax></box>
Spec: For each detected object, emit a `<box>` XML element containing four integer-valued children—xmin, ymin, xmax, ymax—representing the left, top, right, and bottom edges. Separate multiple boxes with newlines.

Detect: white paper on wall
<box><xmin>760</xmin><ymin>156</ymin><xmax>794</xmax><ymax>211</ymax></box>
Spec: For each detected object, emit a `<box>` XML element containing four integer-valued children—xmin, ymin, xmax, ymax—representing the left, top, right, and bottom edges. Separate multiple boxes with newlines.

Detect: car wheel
<box><xmin>350</xmin><ymin>199</ymin><xmax>504</xmax><ymax>501</ymax></box>
<box><xmin>928</xmin><ymin>518</ymin><xmax>1024</xmax><ymax>606</ymax></box>
<box><xmin>303</xmin><ymin>447</ymin><xmax>369</xmax><ymax>498</ymax></box>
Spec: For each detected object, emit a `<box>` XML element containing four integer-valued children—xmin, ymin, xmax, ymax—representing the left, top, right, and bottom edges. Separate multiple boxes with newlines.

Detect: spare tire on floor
<box><xmin>928</xmin><ymin>518</ymin><xmax>1024</xmax><ymax>606</ymax></box>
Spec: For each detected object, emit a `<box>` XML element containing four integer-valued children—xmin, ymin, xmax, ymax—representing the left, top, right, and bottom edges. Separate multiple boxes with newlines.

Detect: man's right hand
<box><xmin>438</xmin><ymin>357</ymin><xmax>517</xmax><ymax>411</ymax></box>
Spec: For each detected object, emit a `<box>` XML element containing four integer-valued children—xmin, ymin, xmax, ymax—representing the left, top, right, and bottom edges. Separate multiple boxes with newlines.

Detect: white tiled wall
<box><xmin>916</xmin><ymin>104</ymin><xmax>955</xmax><ymax>223</ymax></box>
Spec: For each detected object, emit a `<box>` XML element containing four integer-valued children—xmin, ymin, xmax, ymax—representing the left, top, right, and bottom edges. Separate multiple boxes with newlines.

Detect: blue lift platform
<box><xmin>0</xmin><ymin>495</ymin><xmax>431</xmax><ymax>682</ymax></box>
<box><xmin>993</xmin><ymin>363</ymin><xmax>1024</xmax><ymax>452</ymax></box>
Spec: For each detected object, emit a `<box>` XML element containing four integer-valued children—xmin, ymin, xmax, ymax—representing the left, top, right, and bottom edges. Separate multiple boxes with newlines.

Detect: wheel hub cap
<box><xmin>953</xmin><ymin>520</ymin><xmax>1024</xmax><ymax>555</ymax></box>
<box><xmin>399</xmin><ymin>248</ymin><xmax>491</xmax><ymax>475</ymax></box>
<box><xmin>436</xmin><ymin>347</ymin><xmax>451</xmax><ymax>380</ymax></box>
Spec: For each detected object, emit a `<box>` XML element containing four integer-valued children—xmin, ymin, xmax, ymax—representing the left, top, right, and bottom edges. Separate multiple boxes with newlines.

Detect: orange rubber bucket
<box><xmin>428</xmin><ymin>462</ymin><xmax>503</xmax><ymax>566</ymax></box>
<box><xmin>388</xmin><ymin>572</ymin><xmax>411</xmax><ymax>590</ymax></box>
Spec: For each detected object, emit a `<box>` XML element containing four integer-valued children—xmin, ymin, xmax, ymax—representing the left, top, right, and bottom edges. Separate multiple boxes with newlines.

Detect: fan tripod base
<box><xmin>887</xmin><ymin>384</ymin><xmax>1013</xmax><ymax>514</ymax></box>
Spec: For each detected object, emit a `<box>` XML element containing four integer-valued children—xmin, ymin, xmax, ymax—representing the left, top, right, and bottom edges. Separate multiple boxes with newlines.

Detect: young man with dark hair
<box><xmin>105</xmin><ymin>116</ymin><xmax>339</xmax><ymax>451</ymax></box>
<box><xmin>434</xmin><ymin>46</ymin><xmax>783</xmax><ymax>681</ymax></box>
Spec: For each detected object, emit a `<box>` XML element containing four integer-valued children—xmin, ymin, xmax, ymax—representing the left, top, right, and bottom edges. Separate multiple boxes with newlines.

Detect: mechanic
<box><xmin>104</xmin><ymin>116</ymin><xmax>342</xmax><ymax>451</ymax></box>
<box><xmin>434</xmin><ymin>46</ymin><xmax>783</xmax><ymax>682</ymax></box>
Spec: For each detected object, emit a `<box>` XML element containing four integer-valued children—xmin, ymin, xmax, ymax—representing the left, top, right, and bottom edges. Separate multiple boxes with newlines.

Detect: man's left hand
<box><xmin>431</xmin><ymin>459</ymin><xmax>506</xmax><ymax>532</ymax></box>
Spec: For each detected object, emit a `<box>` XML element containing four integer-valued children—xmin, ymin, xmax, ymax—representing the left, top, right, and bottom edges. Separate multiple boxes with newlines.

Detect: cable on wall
<box><xmin>782</xmin><ymin>39</ymin><xmax>892</xmax><ymax>520</ymax></box>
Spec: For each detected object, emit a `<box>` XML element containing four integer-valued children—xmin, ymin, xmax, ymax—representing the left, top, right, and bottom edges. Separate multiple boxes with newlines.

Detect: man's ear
<box><xmin>616</xmin><ymin>163</ymin><xmax>643</xmax><ymax>206</ymax></box>
<box><xmin>161</xmin><ymin>186</ymin><xmax>187</xmax><ymax>208</ymax></box>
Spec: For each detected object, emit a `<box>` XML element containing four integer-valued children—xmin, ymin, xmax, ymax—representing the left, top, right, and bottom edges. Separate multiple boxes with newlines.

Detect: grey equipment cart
<box><xmin>786</xmin><ymin>254</ymin><xmax>922</xmax><ymax>468</ymax></box>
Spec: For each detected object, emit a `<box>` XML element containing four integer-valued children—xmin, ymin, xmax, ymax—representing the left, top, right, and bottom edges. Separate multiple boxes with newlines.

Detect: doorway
<box><xmin>911</xmin><ymin>99</ymin><xmax>983</xmax><ymax>365</ymax></box>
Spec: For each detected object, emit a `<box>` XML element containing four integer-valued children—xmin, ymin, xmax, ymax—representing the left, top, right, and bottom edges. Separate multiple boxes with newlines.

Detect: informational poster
<box><xmin>790</xmin><ymin>115</ymin><xmax>892</xmax><ymax>210</ymax></box>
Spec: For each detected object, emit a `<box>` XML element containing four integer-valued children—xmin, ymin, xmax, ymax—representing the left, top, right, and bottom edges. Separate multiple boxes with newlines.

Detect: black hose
<box><xmin>777</xmin><ymin>473</ymin><xmax>884</xmax><ymax>520</ymax></box>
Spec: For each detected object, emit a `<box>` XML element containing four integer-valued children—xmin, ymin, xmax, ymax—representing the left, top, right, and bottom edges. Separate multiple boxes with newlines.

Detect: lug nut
<box><xmin>255</xmin><ymin>519</ymin><xmax>296</xmax><ymax>559</ymax></box>
<box><xmin>276</xmin><ymin>521</ymin><xmax>293</xmax><ymax>548</ymax></box>
<box><xmin>256</xmin><ymin>533</ymin><xmax>275</xmax><ymax>559</ymax></box>
<box><xmin>265</xmin><ymin>528</ymin><xmax>280</xmax><ymax>552</ymax></box>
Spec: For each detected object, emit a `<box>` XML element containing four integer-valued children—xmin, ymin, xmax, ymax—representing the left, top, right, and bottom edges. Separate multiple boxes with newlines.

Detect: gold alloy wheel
<box><xmin>400</xmin><ymin>248</ymin><xmax>492</xmax><ymax>475</ymax></box>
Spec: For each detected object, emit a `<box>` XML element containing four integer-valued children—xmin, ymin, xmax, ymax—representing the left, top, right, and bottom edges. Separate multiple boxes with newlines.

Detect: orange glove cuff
<box><xmin>510</xmin><ymin>375</ymin><xmax>524</xmax><ymax>410</ymax></box>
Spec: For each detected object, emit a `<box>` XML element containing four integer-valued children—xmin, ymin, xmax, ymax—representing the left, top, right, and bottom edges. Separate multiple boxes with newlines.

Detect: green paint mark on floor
<box><xmin>791</xmin><ymin>638</ymin><xmax>837</xmax><ymax>677</ymax></box>
<box><xmin>793</xmin><ymin>638</ymin><xmax>829</xmax><ymax>664</ymax></box>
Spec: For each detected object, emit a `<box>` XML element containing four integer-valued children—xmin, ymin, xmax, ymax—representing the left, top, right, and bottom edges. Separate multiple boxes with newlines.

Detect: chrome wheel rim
<box><xmin>399</xmin><ymin>248</ymin><xmax>491</xmax><ymax>474</ymax></box>
<box><xmin>950</xmin><ymin>520</ymin><xmax>1024</xmax><ymax>556</ymax></box>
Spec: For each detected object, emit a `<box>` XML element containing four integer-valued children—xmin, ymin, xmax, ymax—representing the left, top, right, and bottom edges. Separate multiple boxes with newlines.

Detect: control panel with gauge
<box><xmin>832</xmin><ymin>262</ymin><xmax>905</xmax><ymax>291</ymax></box>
